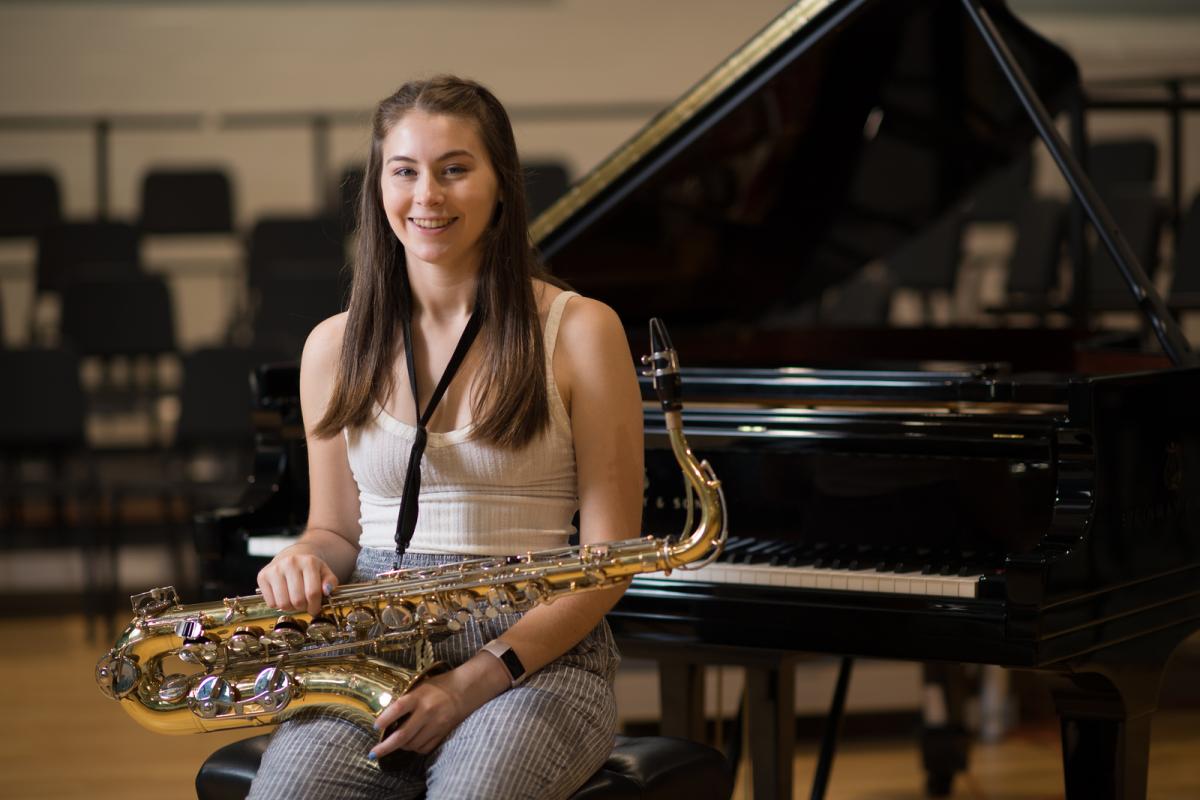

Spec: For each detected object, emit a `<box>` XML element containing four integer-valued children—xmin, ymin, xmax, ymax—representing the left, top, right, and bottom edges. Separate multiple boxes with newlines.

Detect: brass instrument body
<box><xmin>97</xmin><ymin>321</ymin><xmax>725</xmax><ymax>737</ymax></box>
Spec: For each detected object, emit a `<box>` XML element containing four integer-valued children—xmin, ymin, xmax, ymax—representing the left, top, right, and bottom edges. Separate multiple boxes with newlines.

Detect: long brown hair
<box><xmin>314</xmin><ymin>75</ymin><xmax>562</xmax><ymax>448</ymax></box>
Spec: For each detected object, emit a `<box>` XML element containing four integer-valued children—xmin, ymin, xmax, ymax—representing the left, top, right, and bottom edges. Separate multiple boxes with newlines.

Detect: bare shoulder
<box><xmin>299</xmin><ymin>312</ymin><xmax>350</xmax><ymax>420</ymax></box>
<box><xmin>301</xmin><ymin>312</ymin><xmax>349</xmax><ymax>372</ymax></box>
<box><xmin>556</xmin><ymin>295</ymin><xmax>633</xmax><ymax>377</ymax></box>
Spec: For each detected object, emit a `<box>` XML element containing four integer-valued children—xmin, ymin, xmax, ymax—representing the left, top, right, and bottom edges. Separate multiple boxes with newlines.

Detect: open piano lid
<box><xmin>533</xmin><ymin>0</ymin><xmax>1085</xmax><ymax>366</ymax></box>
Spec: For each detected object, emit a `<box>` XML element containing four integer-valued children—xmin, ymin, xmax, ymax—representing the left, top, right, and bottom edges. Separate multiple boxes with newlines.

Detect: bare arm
<box><xmin>257</xmin><ymin>313</ymin><xmax>364</xmax><ymax>616</ymax></box>
<box><xmin>370</xmin><ymin>296</ymin><xmax>644</xmax><ymax>758</ymax></box>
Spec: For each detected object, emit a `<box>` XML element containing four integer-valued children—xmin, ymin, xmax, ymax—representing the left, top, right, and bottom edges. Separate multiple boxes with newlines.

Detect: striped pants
<box><xmin>246</xmin><ymin>549</ymin><xmax>621</xmax><ymax>800</ymax></box>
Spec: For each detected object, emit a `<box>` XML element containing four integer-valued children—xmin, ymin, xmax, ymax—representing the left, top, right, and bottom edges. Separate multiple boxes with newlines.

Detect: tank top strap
<box><xmin>543</xmin><ymin>290</ymin><xmax>578</xmax><ymax>433</ymax></box>
<box><xmin>543</xmin><ymin>290</ymin><xmax>578</xmax><ymax>360</ymax></box>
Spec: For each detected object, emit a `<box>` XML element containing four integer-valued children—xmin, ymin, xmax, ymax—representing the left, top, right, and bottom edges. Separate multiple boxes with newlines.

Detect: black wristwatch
<box><xmin>480</xmin><ymin>639</ymin><xmax>527</xmax><ymax>687</ymax></box>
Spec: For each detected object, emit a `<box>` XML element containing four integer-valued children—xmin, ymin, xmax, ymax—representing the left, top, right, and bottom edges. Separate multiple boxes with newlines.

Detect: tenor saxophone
<box><xmin>96</xmin><ymin>318</ymin><xmax>725</xmax><ymax>735</ymax></box>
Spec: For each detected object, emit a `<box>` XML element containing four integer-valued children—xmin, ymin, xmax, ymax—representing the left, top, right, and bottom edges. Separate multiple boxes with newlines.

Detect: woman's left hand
<box><xmin>370</xmin><ymin>653</ymin><xmax>511</xmax><ymax>758</ymax></box>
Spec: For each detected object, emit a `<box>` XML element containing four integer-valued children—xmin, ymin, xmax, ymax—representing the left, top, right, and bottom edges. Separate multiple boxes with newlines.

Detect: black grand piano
<box><xmin>197</xmin><ymin>1</ymin><xmax>1200</xmax><ymax>798</ymax></box>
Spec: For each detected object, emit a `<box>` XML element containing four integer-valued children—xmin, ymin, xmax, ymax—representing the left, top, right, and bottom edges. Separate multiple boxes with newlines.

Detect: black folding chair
<box><xmin>0</xmin><ymin>348</ymin><xmax>106</xmax><ymax>638</ymax></box>
<box><xmin>0</xmin><ymin>170</ymin><xmax>61</xmax><ymax>238</ymax></box>
<box><xmin>139</xmin><ymin>169</ymin><xmax>234</xmax><ymax>235</ymax></box>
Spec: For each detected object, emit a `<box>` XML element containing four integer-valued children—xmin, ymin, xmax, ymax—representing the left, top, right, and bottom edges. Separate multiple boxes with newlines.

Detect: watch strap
<box><xmin>480</xmin><ymin>639</ymin><xmax>527</xmax><ymax>687</ymax></box>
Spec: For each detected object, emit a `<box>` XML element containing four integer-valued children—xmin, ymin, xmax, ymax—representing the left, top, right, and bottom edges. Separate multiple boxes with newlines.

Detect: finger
<box><xmin>284</xmin><ymin>569</ymin><xmax>307</xmax><ymax>612</ymax></box>
<box><xmin>372</xmin><ymin>715</ymin><xmax>424</xmax><ymax>758</ymax></box>
<box><xmin>302</xmin><ymin>563</ymin><xmax>325</xmax><ymax>616</ymax></box>
<box><xmin>267</xmin><ymin>575</ymin><xmax>291</xmax><ymax>611</ymax></box>
<box><xmin>321</xmin><ymin>565</ymin><xmax>339</xmax><ymax>596</ymax></box>
<box><xmin>374</xmin><ymin>693</ymin><xmax>414</xmax><ymax>730</ymax></box>
<box><xmin>257</xmin><ymin>571</ymin><xmax>276</xmax><ymax>608</ymax></box>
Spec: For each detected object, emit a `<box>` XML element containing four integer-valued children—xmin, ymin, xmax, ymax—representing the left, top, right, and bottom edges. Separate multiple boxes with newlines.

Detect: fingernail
<box><xmin>367</xmin><ymin>751</ymin><xmax>377</xmax><ymax>761</ymax></box>
<box><xmin>323</xmin><ymin>583</ymin><xmax>332</xmax><ymax>595</ymax></box>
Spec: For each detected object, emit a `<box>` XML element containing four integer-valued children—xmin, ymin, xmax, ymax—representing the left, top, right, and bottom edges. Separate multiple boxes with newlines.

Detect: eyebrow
<box><xmin>386</xmin><ymin>149</ymin><xmax>475</xmax><ymax>164</ymax></box>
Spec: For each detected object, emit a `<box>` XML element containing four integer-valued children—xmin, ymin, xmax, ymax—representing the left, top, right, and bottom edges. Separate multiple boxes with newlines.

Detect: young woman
<box><xmin>248</xmin><ymin>76</ymin><xmax>644</xmax><ymax>799</ymax></box>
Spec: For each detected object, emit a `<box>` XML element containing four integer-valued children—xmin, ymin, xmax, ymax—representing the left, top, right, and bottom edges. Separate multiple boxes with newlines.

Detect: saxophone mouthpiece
<box><xmin>643</xmin><ymin>318</ymin><xmax>682</xmax><ymax>412</ymax></box>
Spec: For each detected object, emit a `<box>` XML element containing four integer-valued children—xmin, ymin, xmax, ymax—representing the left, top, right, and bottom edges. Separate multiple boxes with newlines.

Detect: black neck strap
<box><xmin>393</xmin><ymin>281</ymin><xmax>482</xmax><ymax>569</ymax></box>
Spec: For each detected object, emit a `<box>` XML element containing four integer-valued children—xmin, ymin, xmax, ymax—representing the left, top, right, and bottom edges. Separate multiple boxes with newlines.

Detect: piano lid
<box><xmin>533</xmin><ymin>0</ymin><xmax>1078</xmax><ymax>330</ymax></box>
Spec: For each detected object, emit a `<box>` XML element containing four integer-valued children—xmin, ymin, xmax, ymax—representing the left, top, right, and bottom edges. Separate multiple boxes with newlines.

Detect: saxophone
<box><xmin>96</xmin><ymin>319</ymin><xmax>725</xmax><ymax>735</ymax></box>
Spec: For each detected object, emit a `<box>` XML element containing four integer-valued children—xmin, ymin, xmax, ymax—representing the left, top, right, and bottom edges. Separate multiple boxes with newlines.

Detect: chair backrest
<box><xmin>524</xmin><ymin>161</ymin><xmax>571</xmax><ymax>221</ymax></box>
<box><xmin>1088</xmin><ymin>186</ymin><xmax>1163</xmax><ymax>311</ymax></box>
<box><xmin>1006</xmin><ymin>198</ymin><xmax>1066</xmax><ymax>297</ymax></box>
<box><xmin>139</xmin><ymin>169</ymin><xmax>234</xmax><ymax>234</ymax></box>
<box><xmin>246</xmin><ymin>215</ymin><xmax>346</xmax><ymax>289</ymax></box>
<box><xmin>60</xmin><ymin>275</ymin><xmax>176</xmax><ymax>357</ymax></box>
<box><xmin>1089</xmin><ymin>138</ymin><xmax>1158</xmax><ymax>199</ymax></box>
<box><xmin>821</xmin><ymin>269</ymin><xmax>893</xmax><ymax>326</ymax></box>
<box><xmin>0</xmin><ymin>171</ymin><xmax>61</xmax><ymax>238</ymax></box>
<box><xmin>252</xmin><ymin>275</ymin><xmax>345</xmax><ymax>361</ymax></box>
<box><xmin>1168</xmin><ymin>194</ymin><xmax>1200</xmax><ymax>296</ymax></box>
<box><xmin>0</xmin><ymin>348</ymin><xmax>85</xmax><ymax>448</ymax></box>
<box><xmin>175</xmin><ymin>347</ymin><xmax>262</xmax><ymax>448</ymax></box>
<box><xmin>887</xmin><ymin>209</ymin><xmax>965</xmax><ymax>293</ymax></box>
<box><xmin>36</xmin><ymin>221</ymin><xmax>141</xmax><ymax>294</ymax></box>
<box><xmin>969</xmin><ymin>152</ymin><xmax>1033</xmax><ymax>223</ymax></box>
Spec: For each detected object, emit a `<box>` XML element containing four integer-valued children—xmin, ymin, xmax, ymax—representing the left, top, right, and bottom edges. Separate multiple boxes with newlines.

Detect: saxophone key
<box><xmin>95</xmin><ymin>652</ymin><xmax>140</xmax><ymax>700</ymax></box>
<box><xmin>179</xmin><ymin>634</ymin><xmax>223</xmax><ymax>666</ymax></box>
<box><xmin>346</xmin><ymin>607</ymin><xmax>377</xmax><ymax>637</ymax></box>
<box><xmin>306</xmin><ymin>615</ymin><xmax>339</xmax><ymax>642</ymax></box>
<box><xmin>227</xmin><ymin>626</ymin><xmax>265</xmax><ymax>656</ymax></box>
<box><xmin>157</xmin><ymin>673</ymin><xmax>191</xmax><ymax>703</ymax></box>
<box><xmin>252</xmin><ymin>666</ymin><xmax>293</xmax><ymax>711</ymax></box>
<box><xmin>263</xmin><ymin>616</ymin><xmax>307</xmax><ymax>648</ymax></box>
<box><xmin>190</xmin><ymin>675</ymin><xmax>239</xmax><ymax>719</ymax></box>
<box><xmin>380</xmin><ymin>603</ymin><xmax>415</xmax><ymax>630</ymax></box>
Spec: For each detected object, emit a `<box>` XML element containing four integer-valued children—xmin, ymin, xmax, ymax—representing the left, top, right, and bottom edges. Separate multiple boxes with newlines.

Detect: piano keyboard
<box><xmin>632</xmin><ymin>537</ymin><xmax>995</xmax><ymax>599</ymax></box>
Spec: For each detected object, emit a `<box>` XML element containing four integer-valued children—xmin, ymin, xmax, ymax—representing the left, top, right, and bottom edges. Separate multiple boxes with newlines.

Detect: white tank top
<box><xmin>346</xmin><ymin>291</ymin><xmax>579</xmax><ymax>555</ymax></box>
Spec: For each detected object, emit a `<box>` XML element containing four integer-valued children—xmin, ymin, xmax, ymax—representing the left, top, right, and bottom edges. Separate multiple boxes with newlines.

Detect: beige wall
<box><xmin>1</xmin><ymin>1</ymin><xmax>1199</xmax><ymax>345</ymax></box>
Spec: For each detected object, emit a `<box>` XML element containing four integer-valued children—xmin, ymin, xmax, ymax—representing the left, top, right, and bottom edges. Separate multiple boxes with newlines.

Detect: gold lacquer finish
<box><xmin>96</xmin><ymin>321</ymin><xmax>725</xmax><ymax>736</ymax></box>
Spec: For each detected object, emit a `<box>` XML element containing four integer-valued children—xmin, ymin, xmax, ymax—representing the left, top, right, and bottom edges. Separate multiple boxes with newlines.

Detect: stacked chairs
<box><xmin>244</xmin><ymin>215</ymin><xmax>347</xmax><ymax>360</ymax></box>
<box><xmin>1087</xmin><ymin>185</ymin><xmax>1164</xmax><ymax>312</ymax></box>
<box><xmin>0</xmin><ymin>348</ymin><xmax>107</xmax><ymax>637</ymax></box>
<box><xmin>989</xmin><ymin>198</ymin><xmax>1068</xmax><ymax>317</ymax></box>
<box><xmin>139</xmin><ymin>169</ymin><xmax>235</xmax><ymax>235</ymax></box>
<box><xmin>33</xmin><ymin>220</ymin><xmax>142</xmax><ymax>343</ymax></box>
<box><xmin>0</xmin><ymin>170</ymin><xmax>61</xmax><ymax>239</ymax></box>
<box><xmin>104</xmin><ymin>346</ymin><xmax>262</xmax><ymax>620</ymax></box>
<box><xmin>886</xmin><ymin>209</ymin><xmax>966</xmax><ymax>324</ymax></box>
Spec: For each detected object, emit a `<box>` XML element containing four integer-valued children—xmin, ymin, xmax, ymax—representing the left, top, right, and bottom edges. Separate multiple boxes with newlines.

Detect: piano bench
<box><xmin>195</xmin><ymin>733</ymin><xmax>734</xmax><ymax>800</ymax></box>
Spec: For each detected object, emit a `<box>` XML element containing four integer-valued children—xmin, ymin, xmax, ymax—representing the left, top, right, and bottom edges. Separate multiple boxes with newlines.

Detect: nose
<box><xmin>415</xmin><ymin>172</ymin><xmax>444</xmax><ymax>207</ymax></box>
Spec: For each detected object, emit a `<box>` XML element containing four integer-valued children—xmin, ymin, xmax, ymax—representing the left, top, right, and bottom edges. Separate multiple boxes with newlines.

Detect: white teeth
<box><xmin>412</xmin><ymin>218</ymin><xmax>453</xmax><ymax>230</ymax></box>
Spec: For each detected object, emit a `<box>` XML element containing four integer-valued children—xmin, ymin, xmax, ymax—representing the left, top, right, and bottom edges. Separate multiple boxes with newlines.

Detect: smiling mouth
<box><xmin>410</xmin><ymin>217</ymin><xmax>455</xmax><ymax>230</ymax></box>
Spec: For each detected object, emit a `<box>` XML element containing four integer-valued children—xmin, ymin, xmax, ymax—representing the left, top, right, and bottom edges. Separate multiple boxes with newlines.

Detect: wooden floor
<box><xmin>4</xmin><ymin>614</ymin><xmax>1198</xmax><ymax>800</ymax></box>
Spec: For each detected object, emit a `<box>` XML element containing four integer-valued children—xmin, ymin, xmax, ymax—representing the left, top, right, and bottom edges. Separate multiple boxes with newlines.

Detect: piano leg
<box><xmin>1051</xmin><ymin>673</ymin><xmax>1153</xmax><ymax>800</ymax></box>
<box><xmin>745</xmin><ymin>660</ymin><xmax>797</xmax><ymax>800</ymax></box>
<box><xmin>658</xmin><ymin>661</ymin><xmax>706</xmax><ymax>742</ymax></box>
<box><xmin>1048</xmin><ymin>624</ymin><xmax>1195</xmax><ymax>800</ymax></box>
<box><xmin>920</xmin><ymin>662</ymin><xmax>971</xmax><ymax>797</ymax></box>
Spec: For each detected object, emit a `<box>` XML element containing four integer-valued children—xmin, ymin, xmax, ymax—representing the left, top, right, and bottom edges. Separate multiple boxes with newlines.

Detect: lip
<box><xmin>409</xmin><ymin>217</ymin><xmax>458</xmax><ymax>235</ymax></box>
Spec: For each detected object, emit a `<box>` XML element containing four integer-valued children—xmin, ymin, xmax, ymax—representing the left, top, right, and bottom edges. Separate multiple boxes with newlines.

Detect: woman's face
<box><xmin>379</xmin><ymin>110</ymin><xmax>500</xmax><ymax>274</ymax></box>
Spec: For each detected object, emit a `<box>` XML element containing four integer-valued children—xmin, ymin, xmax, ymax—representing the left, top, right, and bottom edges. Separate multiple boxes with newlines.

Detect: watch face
<box><xmin>499</xmin><ymin>647</ymin><xmax>526</xmax><ymax>681</ymax></box>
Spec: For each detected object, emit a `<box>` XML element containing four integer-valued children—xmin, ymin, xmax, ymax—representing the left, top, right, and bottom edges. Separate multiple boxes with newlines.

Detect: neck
<box><xmin>404</xmin><ymin>257</ymin><xmax>480</xmax><ymax>324</ymax></box>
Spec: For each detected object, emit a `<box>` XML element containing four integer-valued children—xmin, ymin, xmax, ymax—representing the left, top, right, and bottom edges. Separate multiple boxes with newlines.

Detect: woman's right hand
<box><xmin>257</xmin><ymin>547</ymin><xmax>340</xmax><ymax>616</ymax></box>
